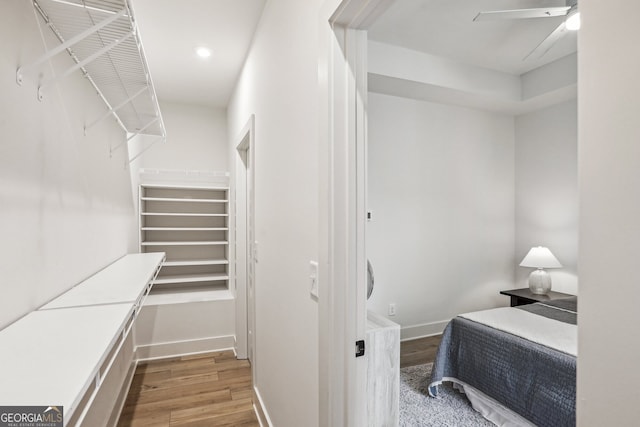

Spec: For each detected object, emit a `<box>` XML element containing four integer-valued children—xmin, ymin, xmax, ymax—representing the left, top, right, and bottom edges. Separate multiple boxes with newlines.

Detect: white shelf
<box><xmin>141</xmin><ymin>197</ymin><xmax>228</xmax><ymax>203</ymax></box>
<box><xmin>142</xmin><ymin>227</ymin><xmax>228</xmax><ymax>231</ymax></box>
<box><xmin>27</xmin><ymin>0</ymin><xmax>165</xmax><ymax>138</ymax></box>
<box><xmin>140</xmin><ymin>184</ymin><xmax>230</xmax><ymax>298</ymax></box>
<box><xmin>144</xmin><ymin>287</ymin><xmax>233</xmax><ymax>306</ymax></box>
<box><xmin>140</xmin><ymin>182</ymin><xmax>228</xmax><ymax>190</ymax></box>
<box><xmin>163</xmin><ymin>259</ymin><xmax>229</xmax><ymax>267</ymax></box>
<box><xmin>142</xmin><ymin>241</ymin><xmax>228</xmax><ymax>246</ymax></box>
<box><xmin>141</xmin><ymin>212</ymin><xmax>228</xmax><ymax>217</ymax></box>
<box><xmin>154</xmin><ymin>273</ymin><xmax>230</xmax><ymax>285</ymax></box>
<box><xmin>0</xmin><ymin>304</ymin><xmax>134</xmax><ymax>422</ymax></box>
<box><xmin>41</xmin><ymin>253</ymin><xmax>164</xmax><ymax>310</ymax></box>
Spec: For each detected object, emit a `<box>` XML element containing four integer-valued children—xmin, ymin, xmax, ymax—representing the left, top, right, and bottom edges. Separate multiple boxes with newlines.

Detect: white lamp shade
<box><xmin>519</xmin><ymin>246</ymin><xmax>562</xmax><ymax>269</ymax></box>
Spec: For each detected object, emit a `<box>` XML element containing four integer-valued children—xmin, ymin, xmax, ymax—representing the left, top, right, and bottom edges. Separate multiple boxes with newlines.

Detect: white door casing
<box><xmin>246</xmin><ymin>144</ymin><xmax>256</xmax><ymax>371</ymax></box>
<box><xmin>234</xmin><ymin>116</ymin><xmax>256</xmax><ymax>371</ymax></box>
<box><xmin>319</xmin><ymin>1</ymin><xmax>395</xmax><ymax>425</ymax></box>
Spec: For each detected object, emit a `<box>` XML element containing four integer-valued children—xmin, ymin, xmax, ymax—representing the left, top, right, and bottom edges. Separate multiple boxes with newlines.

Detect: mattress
<box><xmin>428</xmin><ymin>297</ymin><xmax>577</xmax><ymax>427</ymax></box>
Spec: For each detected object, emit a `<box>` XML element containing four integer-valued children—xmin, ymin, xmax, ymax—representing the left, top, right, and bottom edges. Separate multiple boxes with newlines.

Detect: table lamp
<box><xmin>519</xmin><ymin>246</ymin><xmax>562</xmax><ymax>295</ymax></box>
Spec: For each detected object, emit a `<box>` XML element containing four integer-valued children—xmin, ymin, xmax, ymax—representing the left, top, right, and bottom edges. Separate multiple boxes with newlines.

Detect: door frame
<box><xmin>234</xmin><ymin>115</ymin><xmax>255</xmax><ymax>364</ymax></box>
<box><xmin>318</xmin><ymin>1</ymin><xmax>395</xmax><ymax>425</ymax></box>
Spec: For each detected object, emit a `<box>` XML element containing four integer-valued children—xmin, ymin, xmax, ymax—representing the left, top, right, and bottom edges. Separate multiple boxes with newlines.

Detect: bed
<box><xmin>428</xmin><ymin>297</ymin><xmax>577</xmax><ymax>427</ymax></box>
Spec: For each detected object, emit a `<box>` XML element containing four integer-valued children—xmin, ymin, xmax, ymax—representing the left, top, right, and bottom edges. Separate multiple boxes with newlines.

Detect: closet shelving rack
<box><xmin>139</xmin><ymin>184</ymin><xmax>230</xmax><ymax>300</ymax></box>
<box><xmin>18</xmin><ymin>0</ymin><xmax>165</xmax><ymax>161</ymax></box>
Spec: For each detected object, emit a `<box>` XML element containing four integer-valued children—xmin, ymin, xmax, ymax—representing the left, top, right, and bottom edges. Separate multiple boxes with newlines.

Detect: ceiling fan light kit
<box><xmin>474</xmin><ymin>0</ymin><xmax>579</xmax><ymax>60</ymax></box>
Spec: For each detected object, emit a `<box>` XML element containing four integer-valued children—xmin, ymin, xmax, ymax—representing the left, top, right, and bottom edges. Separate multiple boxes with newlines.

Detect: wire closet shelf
<box><xmin>18</xmin><ymin>0</ymin><xmax>166</xmax><ymax>143</ymax></box>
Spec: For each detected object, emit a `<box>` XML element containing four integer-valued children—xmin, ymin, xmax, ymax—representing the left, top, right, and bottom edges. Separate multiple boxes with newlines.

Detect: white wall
<box><xmin>0</xmin><ymin>1</ymin><xmax>136</xmax><ymax>329</ymax></box>
<box><xmin>135</xmin><ymin>101</ymin><xmax>228</xmax><ymax>172</ymax></box>
<box><xmin>578</xmin><ymin>1</ymin><xmax>640</xmax><ymax>424</ymax></box>
<box><xmin>129</xmin><ymin>101</ymin><xmax>229</xmax><ymax>221</ymax></box>
<box><xmin>226</xmin><ymin>0</ymin><xmax>325</xmax><ymax>424</ymax></box>
<box><xmin>135</xmin><ymin>299</ymin><xmax>235</xmax><ymax>360</ymax></box>
<box><xmin>515</xmin><ymin>100</ymin><xmax>578</xmax><ymax>295</ymax></box>
<box><xmin>367</xmin><ymin>93</ymin><xmax>515</xmax><ymax>338</ymax></box>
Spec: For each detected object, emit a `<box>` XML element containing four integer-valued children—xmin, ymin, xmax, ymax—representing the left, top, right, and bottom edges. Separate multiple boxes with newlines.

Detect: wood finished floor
<box><xmin>118</xmin><ymin>336</ymin><xmax>441</xmax><ymax>425</ymax></box>
<box><xmin>400</xmin><ymin>334</ymin><xmax>442</xmax><ymax>368</ymax></box>
<box><xmin>117</xmin><ymin>351</ymin><xmax>258</xmax><ymax>427</ymax></box>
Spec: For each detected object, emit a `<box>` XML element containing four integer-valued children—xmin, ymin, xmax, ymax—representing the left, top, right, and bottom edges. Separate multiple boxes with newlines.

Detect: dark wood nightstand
<box><xmin>500</xmin><ymin>288</ymin><xmax>574</xmax><ymax>307</ymax></box>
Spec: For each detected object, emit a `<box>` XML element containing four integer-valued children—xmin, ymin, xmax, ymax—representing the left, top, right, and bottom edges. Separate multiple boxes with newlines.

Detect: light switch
<box><xmin>310</xmin><ymin>261</ymin><xmax>319</xmax><ymax>299</ymax></box>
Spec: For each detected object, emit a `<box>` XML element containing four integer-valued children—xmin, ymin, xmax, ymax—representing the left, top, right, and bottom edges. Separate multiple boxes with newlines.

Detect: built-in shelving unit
<box><xmin>139</xmin><ymin>185</ymin><xmax>230</xmax><ymax>298</ymax></box>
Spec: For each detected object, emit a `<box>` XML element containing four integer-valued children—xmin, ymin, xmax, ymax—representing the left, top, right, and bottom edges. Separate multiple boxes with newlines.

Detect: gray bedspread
<box><xmin>517</xmin><ymin>296</ymin><xmax>577</xmax><ymax>325</ymax></box>
<box><xmin>428</xmin><ymin>301</ymin><xmax>576</xmax><ymax>426</ymax></box>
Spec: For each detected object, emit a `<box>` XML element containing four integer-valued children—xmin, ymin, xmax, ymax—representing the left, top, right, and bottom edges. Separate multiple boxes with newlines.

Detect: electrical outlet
<box><xmin>388</xmin><ymin>303</ymin><xmax>396</xmax><ymax>316</ymax></box>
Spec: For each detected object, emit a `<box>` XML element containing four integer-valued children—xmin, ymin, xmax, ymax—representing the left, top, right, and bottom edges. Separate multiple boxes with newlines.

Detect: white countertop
<box><xmin>40</xmin><ymin>253</ymin><xmax>164</xmax><ymax>310</ymax></box>
<box><xmin>0</xmin><ymin>303</ymin><xmax>134</xmax><ymax>417</ymax></box>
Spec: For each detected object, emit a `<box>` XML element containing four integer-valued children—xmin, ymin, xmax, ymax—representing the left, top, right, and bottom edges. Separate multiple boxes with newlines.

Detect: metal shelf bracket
<box><xmin>129</xmin><ymin>136</ymin><xmax>165</xmax><ymax>164</ymax></box>
<box><xmin>19</xmin><ymin>0</ymin><xmax>166</xmax><ymax>142</ymax></box>
<box><xmin>16</xmin><ymin>7</ymin><xmax>127</xmax><ymax>85</ymax></box>
<box><xmin>126</xmin><ymin>117</ymin><xmax>160</xmax><ymax>142</ymax></box>
<box><xmin>37</xmin><ymin>30</ymin><xmax>134</xmax><ymax>101</ymax></box>
<box><xmin>84</xmin><ymin>85</ymin><xmax>149</xmax><ymax>135</ymax></box>
<box><xmin>109</xmin><ymin>116</ymin><xmax>160</xmax><ymax>157</ymax></box>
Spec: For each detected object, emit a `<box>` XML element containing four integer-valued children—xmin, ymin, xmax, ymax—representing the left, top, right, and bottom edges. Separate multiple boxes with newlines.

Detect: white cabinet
<box><xmin>0</xmin><ymin>253</ymin><xmax>164</xmax><ymax>426</ymax></box>
<box><xmin>366</xmin><ymin>310</ymin><xmax>400</xmax><ymax>426</ymax></box>
<box><xmin>139</xmin><ymin>185</ymin><xmax>229</xmax><ymax>296</ymax></box>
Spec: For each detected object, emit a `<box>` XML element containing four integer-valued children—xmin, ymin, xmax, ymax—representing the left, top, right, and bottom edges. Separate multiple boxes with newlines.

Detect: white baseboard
<box><xmin>400</xmin><ymin>319</ymin><xmax>450</xmax><ymax>341</ymax></box>
<box><xmin>135</xmin><ymin>335</ymin><xmax>235</xmax><ymax>361</ymax></box>
<box><xmin>253</xmin><ymin>385</ymin><xmax>273</xmax><ymax>427</ymax></box>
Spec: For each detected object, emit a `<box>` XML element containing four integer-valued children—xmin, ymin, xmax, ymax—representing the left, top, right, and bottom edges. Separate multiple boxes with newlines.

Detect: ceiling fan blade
<box><xmin>473</xmin><ymin>7</ymin><xmax>570</xmax><ymax>22</ymax></box>
<box><xmin>523</xmin><ymin>21</ymin><xmax>568</xmax><ymax>61</ymax></box>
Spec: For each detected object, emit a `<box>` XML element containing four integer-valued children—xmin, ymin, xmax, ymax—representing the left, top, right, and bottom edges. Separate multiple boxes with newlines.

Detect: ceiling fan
<box><xmin>473</xmin><ymin>0</ymin><xmax>579</xmax><ymax>60</ymax></box>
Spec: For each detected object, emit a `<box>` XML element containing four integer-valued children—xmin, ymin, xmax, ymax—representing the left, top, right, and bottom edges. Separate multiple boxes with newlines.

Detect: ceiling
<box><xmin>132</xmin><ymin>0</ymin><xmax>266</xmax><ymax>108</ymax></box>
<box><xmin>368</xmin><ymin>0</ymin><xmax>578</xmax><ymax>76</ymax></box>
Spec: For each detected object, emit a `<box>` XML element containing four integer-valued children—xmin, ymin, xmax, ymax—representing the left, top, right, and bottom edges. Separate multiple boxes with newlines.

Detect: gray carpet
<box><xmin>399</xmin><ymin>363</ymin><xmax>495</xmax><ymax>427</ymax></box>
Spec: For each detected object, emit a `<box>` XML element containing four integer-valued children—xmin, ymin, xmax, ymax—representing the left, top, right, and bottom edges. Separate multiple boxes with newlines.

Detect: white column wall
<box><xmin>226</xmin><ymin>0</ymin><xmax>326</xmax><ymax>424</ymax></box>
<box><xmin>577</xmin><ymin>1</ymin><xmax>640</xmax><ymax>424</ymax></box>
<box><xmin>0</xmin><ymin>1</ymin><xmax>136</xmax><ymax>329</ymax></box>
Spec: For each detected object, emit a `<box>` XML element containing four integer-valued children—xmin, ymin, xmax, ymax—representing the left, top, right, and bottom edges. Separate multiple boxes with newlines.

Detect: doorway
<box><xmin>235</xmin><ymin>116</ymin><xmax>256</xmax><ymax>380</ymax></box>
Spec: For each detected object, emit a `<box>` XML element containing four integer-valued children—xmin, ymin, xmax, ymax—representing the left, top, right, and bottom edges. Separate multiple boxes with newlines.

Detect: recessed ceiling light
<box><xmin>195</xmin><ymin>47</ymin><xmax>212</xmax><ymax>58</ymax></box>
<box><xmin>566</xmin><ymin>12</ymin><xmax>581</xmax><ymax>31</ymax></box>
